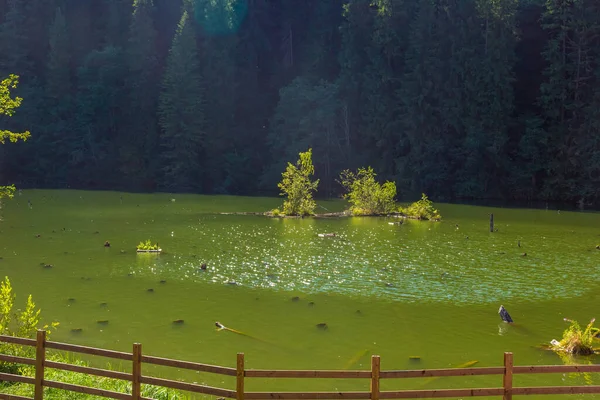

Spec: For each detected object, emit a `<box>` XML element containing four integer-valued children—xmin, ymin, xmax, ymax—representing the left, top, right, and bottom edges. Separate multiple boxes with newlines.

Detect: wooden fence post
<box><xmin>132</xmin><ymin>343</ymin><xmax>142</xmax><ymax>400</ymax></box>
<box><xmin>34</xmin><ymin>330</ymin><xmax>46</xmax><ymax>400</ymax></box>
<box><xmin>236</xmin><ymin>353</ymin><xmax>245</xmax><ymax>400</ymax></box>
<box><xmin>371</xmin><ymin>355</ymin><xmax>380</xmax><ymax>400</ymax></box>
<box><xmin>503</xmin><ymin>352</ymin><xmax>513</xmax><ymax>400</ymax></box>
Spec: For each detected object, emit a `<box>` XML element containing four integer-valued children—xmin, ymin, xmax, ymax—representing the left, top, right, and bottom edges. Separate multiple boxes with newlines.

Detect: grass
<box><xmin>0</xmin><ymin>353</ymin><xmax>188</xmax><ymax>399</ymax></box>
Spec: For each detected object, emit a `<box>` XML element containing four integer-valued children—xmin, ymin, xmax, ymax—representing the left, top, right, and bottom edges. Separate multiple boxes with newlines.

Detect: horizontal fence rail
<box><xmin>0</xmin><ymin>331</ymin><xmax>599</xmax><ymax>399</ymax></box>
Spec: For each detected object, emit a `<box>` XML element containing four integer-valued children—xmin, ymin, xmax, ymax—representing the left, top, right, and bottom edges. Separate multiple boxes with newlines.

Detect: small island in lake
<box><xmin>136</xmin><ymin>239</ymin><xmax>162</xmax><ymax>253</ymax></box>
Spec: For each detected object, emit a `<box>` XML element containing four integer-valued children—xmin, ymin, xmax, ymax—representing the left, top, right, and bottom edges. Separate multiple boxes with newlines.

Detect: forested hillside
<box><xmin>0</xmin><ymin>0</ymin><xmax>598</xmax><ymax>205</ymax></box>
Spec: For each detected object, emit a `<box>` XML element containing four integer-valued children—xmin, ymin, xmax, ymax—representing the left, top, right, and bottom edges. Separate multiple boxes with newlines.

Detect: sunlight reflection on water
<box><xmin>128</xmin><ymin>213</ymin><xmax>600</xmax><ymax>304</ymax></box>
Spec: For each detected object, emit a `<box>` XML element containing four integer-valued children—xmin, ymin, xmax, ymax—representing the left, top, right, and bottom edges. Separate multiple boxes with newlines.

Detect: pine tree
<box><xmin>0</xmin><ymin>0</ymin><xmax>30</xmax><ymax>76</ymax></box>
<box><xmin>158</xmin><ymin>10</ymin><xmax>205</xmax><ymax>191</ymax></box>
<box><xmin>73</xmin><ymin>46</ymin><xmax>127</xmax><ymax>187</ymax></box>
<box><xmin>397</xmin><ymin>0</ymin><xmax>453</xmax><ymax>196</ymax></box>
<box><xmin>106</xmin><ymin>0</ymin><xmax>131</xmax><ymax>46</ymax></box>
<box><xmin>196</xmin><ymin>0</ymin><xmax>240</xmax><ymax>192</ymax></box>
<box><xmin>539</xmin><ymin>0</ymin><xmax>600</xmax><ymax>201</ymax></box>
<box><xmin>46</xmin><ymin>7</ymin><xmax>70</xmax><ymax>99</ymax></box>
<box><xmin>122</xmin><ymin>0</ymin><xmax>160</xmax><ymax>188</ymax></box>
<box><xmin>23</xmin><ymin>0</ymin><xmax>56</xmax><ymax>76</ymax></box>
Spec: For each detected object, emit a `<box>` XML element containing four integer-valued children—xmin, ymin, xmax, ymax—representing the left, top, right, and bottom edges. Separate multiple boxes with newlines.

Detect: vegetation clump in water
<box><xmin>339</xmin><ymin>166</ymin><xmax>397</xmax><ymax>216</ymax></box>
<box><xmin>399</xmin><ymin>194</ymin><xmax>442</xmax><ymax>221</ymax></box>
<box><xmin>136</xmin><ymin>240</ymin><xmax>160</xmax><ymax>251</ymax></box>
<box><xmin>272</xmin><ymin>148</ymin><xmax>319</xmax><ymax>217</ymax></box>
<box><xmin>551</xmin><ymin>318</ymin><xmax>597</xmax><ymax>355</ymax></box>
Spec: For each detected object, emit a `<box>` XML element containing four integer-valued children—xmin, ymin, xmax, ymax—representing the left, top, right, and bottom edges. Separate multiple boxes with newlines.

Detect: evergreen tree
<box><xmin>122</xmin><ymin>0</ymin><xmax>160</xmax><ymax>189</ymax></box>
<box><xmin>397</xmin><ymin>0</ymin><xmax>453</xmax><ymax>197</ymax></box>
<box><xmin>0</xmin><ymin>0</ymin><xmax>30</xmax><ymax>76</ymax></box>
<box><xmin>539</xmin><ymin>0</ymin><xmax>600</xmax><ymax>201</ymax></box>
<box><xmin>158</xmin><ymin>10</ymin><xmax>205</xmax><ymax>191</ymax></box>
<box><xmin>33</xmin><ymin>6</ymin><xmax>73</xmax><ymax>185</ymax></box>
<box><xmin>196</xmin><ymin>0</ymin><xmax>240</xmax><ymax>192</ymax></box>
<box><xmin>264</xmin><ymin>76</ymin><xmax>342</xmax><ymax>196</ymax></box>
<box><xmin>72</xmin><ymin>46</ymin><xmax>126</xmax><ymax>187</ymax></box>
<box><xmin>46</xmin><ymin>7</ymin><xmax>70</xmax><ymax>99</ymax></box>
<box><xmin>23</xmin><ymin>0</ymin><xmax>57</xmax><ymax>76</ymax></box>
<box><xmin>106</xmin><ymin>0</ymin><xmax>131</xmax><ymax>47</ymax></box>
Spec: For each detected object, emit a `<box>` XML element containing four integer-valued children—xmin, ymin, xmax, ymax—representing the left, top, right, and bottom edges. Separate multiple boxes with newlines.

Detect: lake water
<box><xmin>0</xmin><ymin>190</ymin><xmax>599</xmax><ymax>398</ymax></box>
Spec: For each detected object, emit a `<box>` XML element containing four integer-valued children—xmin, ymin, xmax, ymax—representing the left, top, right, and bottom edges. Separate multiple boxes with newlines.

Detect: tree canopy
<box><xmin>0</xmin><ymin>0</ymin><xmax>598</xmax><ymax>206</ymax></box>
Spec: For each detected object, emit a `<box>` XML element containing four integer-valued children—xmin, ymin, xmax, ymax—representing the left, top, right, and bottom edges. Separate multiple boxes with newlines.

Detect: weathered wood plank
<box><xmin>503</xmin><ymin>352</ymin><xmax>513</xmax><ymax>400</ymax></box>
<box><xmin>245</xmin><ymin>370</ymin><xmax>371</xmax><ymax>378</ymax></box>
<box><xmin>0</xmin><ymin>393</ymin><xmax>34</xmax><ymax>400</ymax></box>
<box><xmin>379</xmin><ymin>388</ymin><xmax>505</xmax><ymax>399</ymax></box>
<box><xmin>44</xmin><ymin>360</ymin><xmax>132</xmax><ymax>381</ymax></box>
<box><xmin>0</xmin><ymin>336</ymin><xmax>36</xmax><ymax>347</ymax></box>
<box><xmin>34</xmin><ymin>331</ymin><xmax>45</xmax><ymax>400</ymax></box>
<box><xmin>0</xmin><ymin>372</ymin><xmax>35</xmax><ymax>385</ymax></box>
<box><xmin>371</xmin><ymin>356</ymin><xmax>380</xmax><ymax>400</ymax></box>
<box><xmin>379</xmin><ymin>367</ymin><xmax>504</xmax><ymax>379</ymax></box>
<box><xmin>0</xmin><ymin>355</ymin><xmax>35</xmax><ymax>366</ymax></box>
<box><xmin>43</xmin><ymin>380</ymin><xmax>130</xmax><ymax>400</ymax></box>
<box><xmin>237</xmin><ymin>353</ymin><xmax>245</xmax><ymax>400</ymax></box>
<box><xmin>140</xmin><ymin>355</ymin><xmax>236</xmax><ymax>376</ymax></box>
<box><xmin>244</xmin><ymin>392</ymin><xmax>371</xmax><ymax>399</ymax></box>
<box><xmin>132</xmin><ymin>343</ymin><xmax>142</xmax><ymax>400</ymax></box>
<box><xmin>139</xmin><ymin>376</ymin><xmax>236</xmax><ymax>398</ymax></box>
<box><xmin>512</xmin><ymin>386</ymin><xmax>600</xmax><ymax>395</ymax></box>
<box><xmin>514</xmin><ymin>365</ymin><xmax>600</xmax><ymax>374</ymax></box>
<box><xmin>45</xmin><ymin>341</ymin><xmax>132</xmax><ymax>361</ymax></box>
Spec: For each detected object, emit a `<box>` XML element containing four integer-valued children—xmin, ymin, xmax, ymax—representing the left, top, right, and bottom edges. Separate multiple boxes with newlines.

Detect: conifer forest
<box><xmin>0</xmin><ymin>0</ymin><xmax>599</xmax><ymax>206</ymax></box>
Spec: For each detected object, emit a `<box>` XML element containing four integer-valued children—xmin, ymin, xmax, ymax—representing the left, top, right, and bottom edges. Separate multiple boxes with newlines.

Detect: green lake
<box><xmin>0</xmin><ymin>190</ymin><xmax>599</xmax><ymax>398</ymax></box>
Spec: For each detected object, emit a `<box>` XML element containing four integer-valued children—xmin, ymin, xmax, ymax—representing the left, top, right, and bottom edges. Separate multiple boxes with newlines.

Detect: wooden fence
<box><xmin>0</xmin><ymin>330</ymin><xmax>600</xmax><ymax>399</ymax></box>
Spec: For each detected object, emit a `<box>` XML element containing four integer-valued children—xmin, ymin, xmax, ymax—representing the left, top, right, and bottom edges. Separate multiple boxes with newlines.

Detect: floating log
<box><xmin>215</xmin><ymin>321</ymin><xmax>268</xmax><ymax>343</ymax></box>
<box><xmin>318</xmin><ymin>233</ymin><xmax>336</xmax><ymax>238</ymax></box>
<box><xmin>499</xmin><ymin>305</ymin><xmax>514</xmax><ymax>323</ymax></box>
<box><xmin>97</xmin><ymin>320</ymin><xmax>109</xmax><ymax>325</ymax></box>
<box><xmin>172</xmin><ymin>320</ymin><xmax>184</xmax><ymax>325</ymax></box>
<box><xmin>291</xmin><ymin>296</ymin><xmax>300</xmax><ymax>302</ymax></box>
<box><xmin>316</xmin><ymin>323</ymin><xmax>328</xmax><ymax>330</ymax></box>
<box><xmin>344</xmin><ymin>349</ymin><xmax>369</xmax><ymax>369</ymax></box>
<box><xmin>71</xmin><ymin>328</ymin><xmax>83</xmax><ymax>333</ymax></box>
<box><xmin>147</xmin><ymin>288</ymin><xmax>154</xmax><ymax>293</ymax></box>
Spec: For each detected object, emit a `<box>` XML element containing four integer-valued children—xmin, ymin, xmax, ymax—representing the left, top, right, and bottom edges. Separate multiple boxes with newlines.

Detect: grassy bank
<box><xmin>1</xmin><ymin>353</ymin><xmax>187</xmax><ymax>399</ymax></box>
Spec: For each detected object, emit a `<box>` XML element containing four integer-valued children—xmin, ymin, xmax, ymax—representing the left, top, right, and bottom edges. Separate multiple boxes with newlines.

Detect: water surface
<box><xmin>0</xmin><ymin>190</ymin><xmax>599</xmax><ymax>397</ymax></box>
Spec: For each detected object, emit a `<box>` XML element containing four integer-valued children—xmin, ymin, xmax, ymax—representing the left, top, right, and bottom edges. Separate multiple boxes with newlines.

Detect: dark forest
<box><xmin>0</xmin><ymin>0</ymin><xmax>598</xmax><ymax>206</ymax></box>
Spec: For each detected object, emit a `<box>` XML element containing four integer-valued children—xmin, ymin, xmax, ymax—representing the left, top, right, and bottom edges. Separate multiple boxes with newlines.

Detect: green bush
<box><xmin>276</xmin><ymin>149</ymin><xmax>319</xmax><ymax>216</ymax></box>
<box><xmin>136</xmin><ymin>240</ymin><xmax>159</xmax><ymax>251</ymax></box>
<box><xmin>339</xmin><ymin>167</ymin><xmax>397</xmax><ymax>215</ymax></box>
<box><xmin>401</xmin><ymin>193</ymin><xmax>441</xmax><ymax>221</ymax></box>
<box><xmin>0</xmin><ymin>277</ymin><xmax>59</xmax><ymax>375</ymax></box>
<box><xmin>551</xmin><ymin>318</ymin><xmax>596</xmax><ymax>356</ymax></box>
<box><xmin>1</xmin><ymin>353</ymin><xmax>186</xmax><ymax>399</ymax></box>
